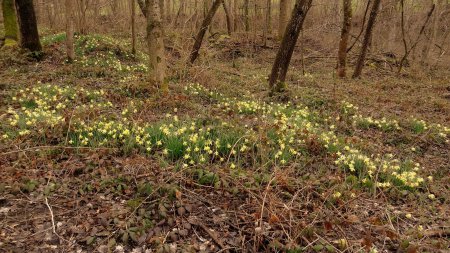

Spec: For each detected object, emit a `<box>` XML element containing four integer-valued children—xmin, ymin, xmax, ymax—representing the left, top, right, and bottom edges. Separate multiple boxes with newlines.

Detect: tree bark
<box><xmin>397</xmin><ymin>2</ymin><xmax>435</xmax><ymax>74</ymax></box>
<box><xmin>159</xmin><ymin>0</ymin><xmax>164</xmax><ymax>21</ymax></box>
<box><xmin>222</xmin><ymin>0</ymin><xmax>232</xmax><ymax>35</ymax></box>
<box><xmin>268</xmin><ymin>0</ymin><xmax>313</xmax><ymax>94</ymax></box>
<box><xmin>65</xmin><ymin>0</ymin><xmax>75</xmax><ymax>62</ymax></box>
<box><xmin>131</xmin><ymin>0</ymin><xmax>136</xmax><ymax>54</ymax></box>
<box><xmin>232</xmin><ymin>0</ymin><xmax>238</xmax><ymax>31</ymax></box>
<box><xmin>337</xmin><ymin>0</ymin><xmax>352</xmax><ymax>78</ymax></box>
<box><xmin>421</xmin><ymin>0</ymin><xmax>441</xmax><ymax>65</ymax></box>
<box><xmin>352</xmin><ymin>0</ymin><xmax>381</xmax><ymax>79</ymax></box>
<box><xmin>189</xmin><ymin>0</ymin><xmax>223</xmax><ymax>64</ymax></box>
<box><xmin>263</xmin><ymin>0</ymin><xmax>272</xmax><ymax>46</ymax></box>
<box><xmin>137</xmin><ymin>0</ymin><xmax>148</xmax><ymax>17</ymax></box>
<box><xmin>15</xmin><ymin>0</ymin><xmax>42</xmax><ymax>52</ymax></box>
<box><xmin>2</xmin><ymin>0</ymin><xmax>19</xmax><ymax>46</ymax></box>
<box><xmin>278</xmin><ymin>0</ymin><xmax>289</xmax><ymax>40</ymax></box>
<box><xmin>244</xmin><ymin>0</ymin><xmax>249</xmax><ymax>32</ymax></box>
<box><xmin>147</xmin><ymin>0</ymin><xmax>167</xmax><ymax>92</ymax></box>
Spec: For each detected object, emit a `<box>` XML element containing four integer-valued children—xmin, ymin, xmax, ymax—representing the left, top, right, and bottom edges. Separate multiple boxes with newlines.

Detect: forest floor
<box><xmin>0</xmin><ymin>33</ymin><xmax>449</xmax><ymax>253</ymax></box>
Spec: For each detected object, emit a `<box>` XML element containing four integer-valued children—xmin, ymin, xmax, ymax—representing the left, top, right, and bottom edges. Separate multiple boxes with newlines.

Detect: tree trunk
<box><xmin>159</xmin><ymin>0</ymin><xmax>164</xmax><ymax>21</ymax></box>
<box><xmin>189</xmin><ymin>0</ymin><xmax>222</xmax><ymax>64</ymax></box>
<box><xmin>2</xmin><ymin>0</ymin><xmax>19</xmax><ymax>46</ymax></box>
<box><xmin>78</xmin><ymin>0</ymin><xmax>88</xmax><ymax>34</ymax></box>
<box><xmin>65</xmin><ymin>0</ymin><xmax>75</xmax><ymax>62</ymax></box>
<box><xmin>147</xmin><ymin>0</ymin><xmax>167</xmax><ymax>92</ymax></box>
<box><xmin>268</xmin><ymin>0</ymin><xmax>313</xmax><ymax>94</ymax></box>
<box><xmin>137</xmin><ymin>0</ymin><xmax>148</xmax><ymax>17</ymax></box>
<box><xmin>352</xmin><ymin>0</ymin><xmax>381</xmax><ymax>79</ymax></box>
<box><xmin>244</xmin><ymin>0</ymin><xmax>249</xmax><ymax>32</ymax></box>
<box><xmin>278</xmin><ymin>0</ymin><xmax>289</xmax><ymax>40</ymax></box>
<box><xmin>337</xmin><ymin>0</ymin><xmax>352</xmax><ymax>78</ymax></box>
<box><xmin>263</xmin><ymin>0</ymin><xmax>271</xmax><ymax>45</ymax></box>
<box><xmin>222</xmin><ymin>0</ymin><xmax>232</xmax><ymax>35</ymax></box>
<box><xmin>166</xmin><ymin>0</ymin><xmax>170</xmax><ymax>21</ymax></box>
<box><xmin>131</xmin><ymin>0</ymin><xmax>136</xmax><ymax>54</ymax></box>
<box><xmin>232</xmin><ymin>0</ymin><xmax>238</xmax><ymax>31</ymax></box>
<box><xmin>15</xmin><ymin>0</ymin><xmax>42</xmax><ymax>52</ymax></box>
<box><xmin>421</xmin><ymin>0</ymin><xmax>440</xmax><ymax>65</ymax></box>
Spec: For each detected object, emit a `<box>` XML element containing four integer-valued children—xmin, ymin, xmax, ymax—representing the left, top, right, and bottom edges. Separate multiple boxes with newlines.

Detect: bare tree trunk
<box><xmin>268</xmin><ymin>0</ymin><xmax>313</xmax><ymax>94</ymax></box>
<box><xmin>77</xmin><ymin>0</ymin><xmax>88</xmax><ymax>34</ymax></box>
<box><xmin>421</xmin><ymin>0</ymin><xmax>440</xmax><ymax>65</ymax></box>
<box><xmin>278</xmin><ymin>0</ymin><xmax>289</xmax><ymax>40</ymax></box>
<box><xmin>131</xmin><ymin>0</ymin><xmax>136</xmax><ymax>54</ymax></box>
<box><xmin>166</xmin><ymin>0</ymin><xmax>170</xmax><ymax>21</ymax></box>
<box><xmin>147</xmin><ymin>0</ymin><xmax>167</xmax><ymax>92</ymax></box>
<box><xmin>189</xmin><ymin>0</ymin><xmax>223</xmax><ymax>64</ymax></box>
<box><xmin>233</xmin><ymin>0</ymin><xmax>238</xmax><ymax>31</ymax></box>
<box><xmin>337</xmin><ymin>0</ymin><xmax>352</xmax><ymax>78</ymax></box>
<box><xmin>174</xmin><ymin>1</ymin><xmax>185</xmax><ymax>26</ymax></box>
<box><xmin>15</xmin><ymin>0</ymin><xmax>42</xmax><ymax>52</ymax></box>
<box><xmin>352</xmin><ymin>0</ymin><xmax>381</xmax><ymax>79</ymax></box>
<box><xmin>159</xmin><ymin>0</ymin><xmax>164</xmax><ymax>21</ymax></box>
<box><xmin>397</xmin><ymin>1</ymin><xmax>435</xmax><ymax>74</ymax></box>
<box><xmin>244</xmin><ymin>0</ymin><xmax>249</xmax><ymax>32</ymax></box>
<box><xmin>2</xmin><ymin>0</ymin><xmax>19</xmax><ymax>47</ymax></box>
<box><xmin>347</xmin><ymin>0</ymin><xmax>371</xmax><ymax>53</ymax></box>
<box><xmin>65</xmin><ymin>0</ymin><xmax>75</xmax><ymax>62</ymax></box>
<box><xmin>263</xmin><ymin>0</ymin><xmax>271</xmax><ymax>46</ymax></box>
<box><xmin>137</xmin><ymin>0</ymin><xmax>148</xmax><ymax>17</ymax></box>
<box><xmin>223</xmin><ymin>0</ymin><xmax>232</xmax><ymax>35</ymax></box>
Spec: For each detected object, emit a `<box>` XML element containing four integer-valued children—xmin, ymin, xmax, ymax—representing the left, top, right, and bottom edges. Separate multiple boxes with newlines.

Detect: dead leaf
<box><xmin>175</xmin><ymin>190</ymin><xmax>182</xmax><ymax>200</ymax></box>
<box><xmin>324</xmin><ymin>220</ymin><xmax>333</xmax><ymax>231</ymax></box>
<box><xmin>269</xmin><ymin>214</ymin><xmax>280</xmax><ymax>224</ymax></box>
<box><xmin>347</xmin><ymin>214</ymin><xmax>360</xmax><ymax>223</ymax></box>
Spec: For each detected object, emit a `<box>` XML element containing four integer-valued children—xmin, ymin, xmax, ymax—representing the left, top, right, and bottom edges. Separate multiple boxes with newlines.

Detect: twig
<box><xmin>189</xmin><ymin>218</ymin><xmax>227</xmax><ymax>251</ymax></box>
<box><xmin>45</xmin><ymin>197</ymin><xmax>57</xmax><ymax>235</ymax></box>
<box><xmin>45</xmin><ymin>196</ymin><xmax>71</xmax><ymax>245</ymax></box>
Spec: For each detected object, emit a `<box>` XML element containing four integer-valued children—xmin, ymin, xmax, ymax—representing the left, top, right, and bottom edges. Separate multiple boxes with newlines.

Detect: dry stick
<box><xmin>189</xmin><ymin>218</ymin><xmax>227</xmax><ymax>251</ymax></box>
<box><xmin>45</xmin><ymin>197</ymin><xmax>57</xmax><ymax>235</ymax></box>
<box><xmin>45</xmin><ymin>196</ymin><xmax>72</xmax><ymax>245</ymax></box>
<box><xmin>398</xmin><ymin>2</ymin><xmax>435</xmax><ymax>74</ymax></box>
<box><xmin>254</xmin><ymin>173</ymin><xmax>276</xmax><ymax>252</ymax></box>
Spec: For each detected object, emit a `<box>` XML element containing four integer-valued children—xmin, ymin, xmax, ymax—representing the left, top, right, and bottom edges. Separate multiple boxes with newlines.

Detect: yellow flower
<box><xmin>333</xmin><ymin>192</ymin><xmax>341</xmax><ymax>198</ymax></box>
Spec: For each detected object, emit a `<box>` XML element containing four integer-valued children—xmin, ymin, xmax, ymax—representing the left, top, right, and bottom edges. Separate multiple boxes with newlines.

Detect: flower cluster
<box><xmin>352</xmin><ymin>115</ymin><xmax>401</xmax><ymax>132</ymax></box>
<box><xmin>335</xmin><ymin>150</ymin><xmax>425</xmax><ymax>189</ymax></box>
<box><xmin>341</xmin><ymin>100</ymin><xmax>358</xmax><ymax>116</ymax></box>
<box><xmin>2</xmin><ymin>82</ymin><xmax>433</xmax><ymax>192</ymax></box>
<box><xmin>2</xmin><ymin>83</ymin><xmax>112</xmax><ymax>139</ymax></box>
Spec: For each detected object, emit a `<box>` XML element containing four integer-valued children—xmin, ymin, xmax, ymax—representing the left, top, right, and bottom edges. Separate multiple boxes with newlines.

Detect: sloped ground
<box><xmin>0</xmin><ymin>34</ymin><xmax>449</xmax><ymax>252</ymax></box>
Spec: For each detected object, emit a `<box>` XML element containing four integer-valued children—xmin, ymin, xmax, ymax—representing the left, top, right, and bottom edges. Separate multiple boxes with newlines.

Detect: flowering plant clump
<box><xmin>408</xmin><ymin>118</ymin><xmax>449</xmax><ymax>143</ymax></box>
<box><xmin>2</xmin><ymin>83</ymin><xmax>112</xmax><ymax>140</ymax></box>
<box><xmin>341</xmin><ymin>100</ymin><xmax>358</xmax><ymax>116</ymax></box>
<box><xmin>185</xmin><ymin>84</ymin><xmax>429</xmax><ymax>190</ymax></box>
<box><xmin>1</xmin><ymin>82</ymin><xmax>436</xmax><ymax>193</ymax></box>
<box><xmin>341</xmin><ymin>102</ymin><xmax>449</xmax><ymax>143</ymax></box>
<box><xmin>335</xmin><ymin>149</ymin><xmax>425</xmax><ymax>189</ymax></box>
<box><xmin>42</xmin><ymin>33</ymin><xmax>148</xmax><ymax>73</ymax></box>
<box><xmin>352</xmin><ymin>115</ymin><xmax>401</xmax><ymax>132</ymax></box>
